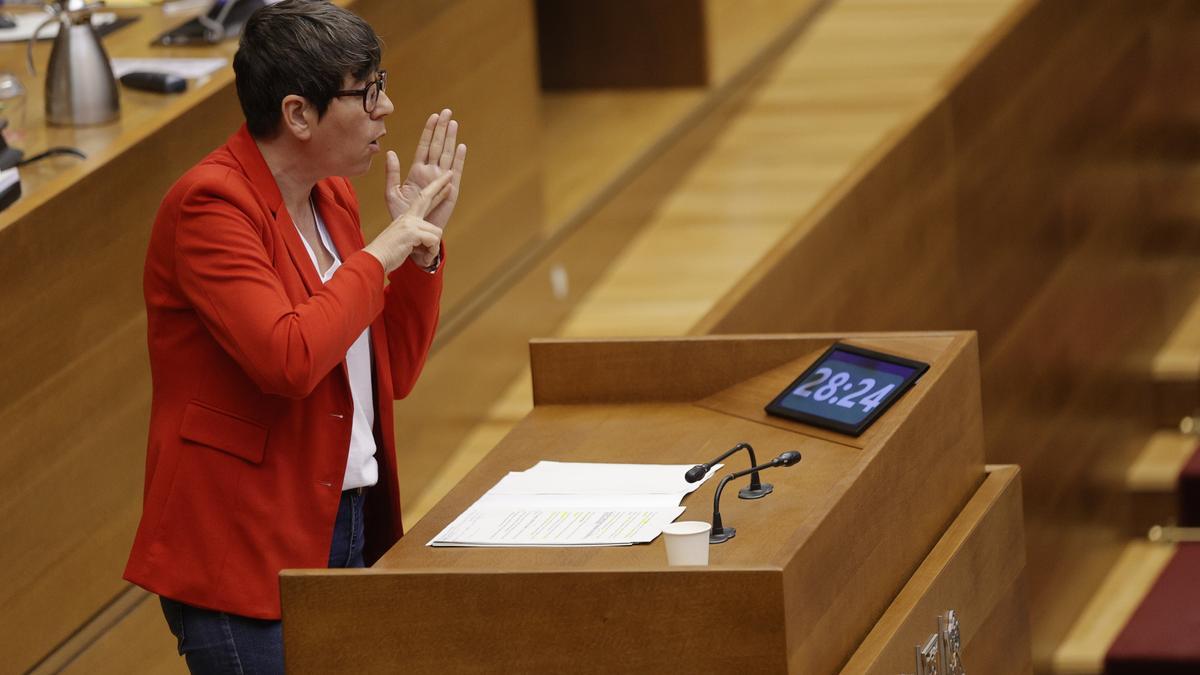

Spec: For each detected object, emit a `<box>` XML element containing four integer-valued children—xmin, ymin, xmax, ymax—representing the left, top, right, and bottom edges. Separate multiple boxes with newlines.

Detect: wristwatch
<box><xmin>422</xmin><ymin>250</ymin><xmax>442</xmax><ymax>274</ymax></box>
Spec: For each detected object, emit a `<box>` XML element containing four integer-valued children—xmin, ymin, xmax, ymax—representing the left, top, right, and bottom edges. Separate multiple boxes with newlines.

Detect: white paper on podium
<box><xmin>427</xmin><ymin>461</ymin><xmax>721</xmax><ymax>547</ymax></box>
<box><xmin>472</xmin><ymin>492</ymin><xmax>687</xmax><ymax>509</ymax></box>
<box><xmin>428</xmin><ymin>505</ymin><xmax>685</xmax><ymax>547</ymax></box>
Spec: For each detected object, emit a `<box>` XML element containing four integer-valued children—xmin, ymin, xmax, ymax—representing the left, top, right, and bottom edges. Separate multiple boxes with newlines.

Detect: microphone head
<box><xmin>777</xmin><ymin>451</ymin><xmax>802</xmax><ymax>467</ymax></box>
<box><xmin>684</xmin><ymin>464</ymin><xmax>709</xmax><ymax>483</ymax></box>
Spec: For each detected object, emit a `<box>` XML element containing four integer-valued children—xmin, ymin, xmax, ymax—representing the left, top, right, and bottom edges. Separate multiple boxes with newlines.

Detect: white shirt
<box><xmin>295</xmin><ymin>202</ymin><xmax>378</xmax><ymax>491</ymax></box>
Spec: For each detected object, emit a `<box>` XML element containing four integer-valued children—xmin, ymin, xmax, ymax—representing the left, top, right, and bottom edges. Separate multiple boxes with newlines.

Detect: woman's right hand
<box><xmin>365</xmin><ymin>170</ymin><xmax>453</xmax><ymax>274</ymax></box>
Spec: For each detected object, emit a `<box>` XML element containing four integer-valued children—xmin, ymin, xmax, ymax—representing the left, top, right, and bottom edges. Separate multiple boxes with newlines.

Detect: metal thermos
<box><xmin>27</xmin><ymin>3</ymin><xmax>120</xmax><ymax>127</ymax></box>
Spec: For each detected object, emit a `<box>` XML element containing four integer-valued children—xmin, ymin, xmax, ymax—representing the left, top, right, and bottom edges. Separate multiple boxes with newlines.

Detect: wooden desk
<box><xmin>281</xmin><ymin>332</ymin><xmax>995</xmax><ymax>673</ymax></box>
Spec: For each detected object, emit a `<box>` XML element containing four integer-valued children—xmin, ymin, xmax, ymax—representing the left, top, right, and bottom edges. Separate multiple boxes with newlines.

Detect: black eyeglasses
<box><xmin>333</xmin><ymin>71</ymin><xmax>387</xmax><ymax>113</ymax></box>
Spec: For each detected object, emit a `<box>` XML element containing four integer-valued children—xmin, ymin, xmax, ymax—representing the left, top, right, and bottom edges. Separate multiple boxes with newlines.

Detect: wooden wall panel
<box><xmin>536</xmin><ymin>0</ymin><xmax>709</xmax><ymax>88</ymax></box>
<box><xmin>284</xmin><ymin>568</ymin><xmax>790</xmax><ymax>674</ymax></box>
<box><xmin>534</xmin><ymin>0</ymin><xmax>825</xmax><ymax>89</ymax></box>
<box><xmin>696</xmin><ymin>97</ymin><xmax>961</xmax><ymax>334</ymax></box>
<box><xmin>704</xmin><ymin>0</ymin><xmax>831</xmax><ymax>84</ymax></box>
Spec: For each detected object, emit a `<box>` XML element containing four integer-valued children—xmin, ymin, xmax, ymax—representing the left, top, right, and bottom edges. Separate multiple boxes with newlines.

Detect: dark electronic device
<box><xmin>709</xmin><ymin>451</ymin><xmax>801</xmax><ymax>544</ymax></box>
<box><xmin>0</xmin><ymin>119</ymin><xmax>88</xmax><ymax>213</ymax></box>
<box><xmin>152</xmin><ymin>0</ymin><xmax>266</xmax><ymax>46</ymax></box>
<box><xmin>765</xmin><ymin>343</ymin><xmax>929</xmax><ymax>437</ymax></box>
<box><xmin>0</xmin><ymin>118</ymin><xmax>21</xmax><ymax>213</ymax></box>
<box><xmin>685</xmin><ymin>442</ymin><xmax>773</xmax><ymax>499</ymax></box>
<box><xmin>120</xmin><ymin>71</ymin><xmax>187</xmax><ymax>94</ymax></box>
<box><xmin>0</xmin><ymin>119</ymin><xmax>22</xmax><ymax>170</ymax></box>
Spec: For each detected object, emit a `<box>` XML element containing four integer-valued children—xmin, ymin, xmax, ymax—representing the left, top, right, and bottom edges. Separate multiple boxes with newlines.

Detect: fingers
<box><xmin>450</xmin><ymin>143</ymin><xmax>466</xmax><ymax>189</ymax></box>
<box><xmin>404</xmin><ymin>217</ymin><xmax>443</xmax><ymax>256</ymax></box>
<box><xmin>413</xmin><ymin>113</ymin><xmax>437</xmax><ymax>165</ymax></box>
<box><xmin>428</xmin><ymin>109</ymin><xmax>451</xmax><ymax>166</ymax></box>
<box><xmin>430</xmin><ymin>181</ymin><xmax>452</xmax><ymax>213</ymax></box>
<box><xmin>412</xmin><ymin>170</ymin><xmax>454</xmax><ymax>217</ymax></box>
<box><xmin>439</xmin><ymin>120</ymin><xmax>458</xmax><ymax>170</ymax></box>
<box><xmin>385</xmin><ymin>150</ymin><xmax>402</xmax><ymax>192</ymax></box>
<box><xmin>413</xmin><ymin>222</ymin><xmax>442</xmax><ymax>250</ymax></box>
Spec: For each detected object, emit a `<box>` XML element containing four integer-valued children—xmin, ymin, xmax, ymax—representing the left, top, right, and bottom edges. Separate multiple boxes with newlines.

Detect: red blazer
<box><xmin>124</xmin><ymin>125</ymin><xmax>441</xmax><ymax>619</ymax></box>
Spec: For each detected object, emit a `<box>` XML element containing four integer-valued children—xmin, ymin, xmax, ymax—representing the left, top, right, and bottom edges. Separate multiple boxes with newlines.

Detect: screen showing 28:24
<box><xmin>765</xmin><ymin>344</ymin><xmax>929</xmax><ymax>436</ymax></box>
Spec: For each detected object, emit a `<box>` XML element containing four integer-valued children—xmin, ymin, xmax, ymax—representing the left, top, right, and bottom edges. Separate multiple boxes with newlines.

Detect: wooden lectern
<box><xmin>281</xmin><ymin>333</ymin><xmax>1030</xmax><ymax>673</ymax></box>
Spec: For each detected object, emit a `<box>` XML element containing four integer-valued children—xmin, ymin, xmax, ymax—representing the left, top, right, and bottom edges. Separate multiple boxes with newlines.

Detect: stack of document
<box><xmin>427</xmin><ymin>460</ymin><xmax>721</xmax><ymax>548</ymax></box>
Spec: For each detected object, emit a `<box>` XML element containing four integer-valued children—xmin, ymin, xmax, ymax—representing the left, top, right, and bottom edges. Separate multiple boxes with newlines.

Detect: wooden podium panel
<box><xmin>843</xmin><ymin>465</ymin><xmax>1032</xmax><ymax>674</ymax></box>
<box><xmin>281</xmin><ymin>332</ymin><xmax>986</xmax><ymax>673</ymax></box>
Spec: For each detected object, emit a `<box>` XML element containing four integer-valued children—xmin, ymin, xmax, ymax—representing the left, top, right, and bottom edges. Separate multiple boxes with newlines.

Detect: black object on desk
<box><xmin>120</xmin><ymin>71</ymin><xmax>187</xmax><ymax>94</ymax></box>
<box><xmin>152</xmin><ymin>0</ymin><xmax>265</xmax><ymax>46</ymax></box>
<box><xmin>764</xmin><ymin>342</ymin><xmax>929</xmax><ymax>437</ymax></box>
<box><xmin>0</xmin><ymin>119</ymin><xmax>22</xmax><ymax>170</ymax></box>
<box><xmin>0</xmin><ymin>118</ymin><xmax>20</xmax><ymax>213</ymax></box>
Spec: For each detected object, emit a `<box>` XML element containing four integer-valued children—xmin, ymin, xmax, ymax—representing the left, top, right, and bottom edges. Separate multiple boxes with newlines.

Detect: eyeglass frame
<box><xmin>332</xmin><ymin>71</ymin><xmax>387</xmax><ymax>113</ymax></box>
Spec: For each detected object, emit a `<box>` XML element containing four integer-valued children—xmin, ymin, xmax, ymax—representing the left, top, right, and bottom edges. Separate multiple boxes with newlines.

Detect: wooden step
<box><xmin>1051</xmin><ymin>541</ymin><xmax>1175</xmax><ymax>675</ymax></box>
<box><xmin>1123</xmin><ymin>431</ymin><xmax>1198</xmax><ymax>534</ymax></box>
<box><xmin>1104</xmin><ymin>544</ymin><xmax>1200</xmax><ymax>672</ymax></box>
<box><xmin>1153</xmin><ymin>293</ymin><xmax>1200</xmax><ymax>426</ymax></box>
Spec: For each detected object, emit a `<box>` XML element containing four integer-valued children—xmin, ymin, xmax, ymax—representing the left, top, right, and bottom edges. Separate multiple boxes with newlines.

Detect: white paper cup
<box><xmin>662</xmin><ymin>521</ymin><xmax>712</xmax><ymax>566</ymax></box>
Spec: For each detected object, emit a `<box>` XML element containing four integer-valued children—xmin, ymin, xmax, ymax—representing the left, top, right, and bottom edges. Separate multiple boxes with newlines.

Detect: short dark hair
<box><xmin>233</xmin><ymin>0</ymin><xmax>381</xmax><ymax>138</ymax></box>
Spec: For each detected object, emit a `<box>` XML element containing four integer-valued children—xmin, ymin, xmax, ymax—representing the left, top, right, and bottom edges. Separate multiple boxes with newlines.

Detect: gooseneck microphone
<box><xmin>685</xmin><ymin>442</ymin><xmax>773</xmax><ymax>499</ymax></box>
<box><xmin>710</xmin><ymin>451</ymin><xmax>802</xmax><ymax>544</ymax></box>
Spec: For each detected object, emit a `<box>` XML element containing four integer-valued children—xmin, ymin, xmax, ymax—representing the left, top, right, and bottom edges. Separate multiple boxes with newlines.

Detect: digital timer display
<box><xmin>764</xmin><ymin>343</ymin><xmax>929</xmax><ymax>436</ymax></box>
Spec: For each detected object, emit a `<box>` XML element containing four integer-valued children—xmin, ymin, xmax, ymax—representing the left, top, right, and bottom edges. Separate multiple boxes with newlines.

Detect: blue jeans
<box><xmin>160</xmin><ymin>488</ymin><xmax>367</xmax><ymax>674</ymax></box>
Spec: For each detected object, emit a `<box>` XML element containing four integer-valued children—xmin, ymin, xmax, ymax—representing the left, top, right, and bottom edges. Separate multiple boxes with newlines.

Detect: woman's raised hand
<box><xmin>385</xmin><ymin>108</ymin><xmax>467</xmax><ymax>230</ymax></box>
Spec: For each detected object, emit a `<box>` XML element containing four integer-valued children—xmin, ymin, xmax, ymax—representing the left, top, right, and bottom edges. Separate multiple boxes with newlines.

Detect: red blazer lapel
<box><xmin>313</xmin><ymin>180</ymin><xmax>364</xmax><ymax>260</ymax></box>
<box><xmin>275</xmin><ymin>208</ymin><xmax>323</xmax><ymax>295</ymax></box>
<box><xmin>224</xmin><ymin>124</ymin><xmax>323</xmax><ymax>296</ymax></box>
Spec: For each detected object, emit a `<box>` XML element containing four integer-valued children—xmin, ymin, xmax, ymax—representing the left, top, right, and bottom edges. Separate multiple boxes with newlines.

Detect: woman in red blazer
<box><xmin>123</xmin><ymin>2</ymin><xmax>466</xmax><ymax>672</ymax></box>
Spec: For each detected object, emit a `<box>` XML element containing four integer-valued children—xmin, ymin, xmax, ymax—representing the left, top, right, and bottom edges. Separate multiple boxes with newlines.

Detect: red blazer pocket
<box><xmin>180</xmin><ymin>401</ymin><xmax>268</xmax><ymax>465</ymax></box>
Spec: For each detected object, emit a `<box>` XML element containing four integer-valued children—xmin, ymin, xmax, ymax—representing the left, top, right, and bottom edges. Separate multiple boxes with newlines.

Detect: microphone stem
<box><xmin>712</xmin><ymin>459</ymin><xmax>781</xmax><ymax>532</ymax></box>
<box><xmin>706</xmin><ymin>442</ymin><xmax>761</xmax><ymax>487</ymax></box>
<box><xmin>712</xmin><ymin>473</ymin><xmax>737</xmax><ymax>533</ymax></box>
<box><xmin>711</xmin><ymin>442</ymin><xmax>756</xmax><ymax>468</ymax></box>
<box><xmin>735</xmin><ymin>443</ymin><xmax>763</xmax><ymax>490</ymax></box>
<box><xmin>708</xmin><ymin>453</ymin><xmax>800</xmax><ymax>543</ymax></box>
